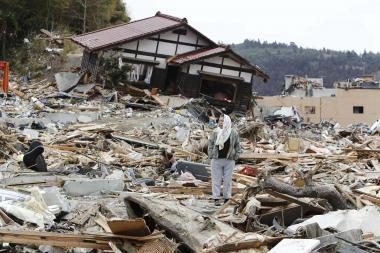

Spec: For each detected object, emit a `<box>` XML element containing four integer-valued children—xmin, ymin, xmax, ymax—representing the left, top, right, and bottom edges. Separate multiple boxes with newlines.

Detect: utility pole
<box><xmin>81</xmin><ymin>0</ymin><xmax>87</xmax><ymax>33</ymax></box>
<box><xmin>77</xmin><ymin>0</ymin><xmax>87</xmax><ymax>33</ymax></box>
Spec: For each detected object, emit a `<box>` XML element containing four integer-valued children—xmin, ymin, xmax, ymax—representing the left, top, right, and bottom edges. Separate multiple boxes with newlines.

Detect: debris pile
<box><xmin>2</xmin><ymin>72</ymin><xmax>380</xmax><ymax>252</ymax></box>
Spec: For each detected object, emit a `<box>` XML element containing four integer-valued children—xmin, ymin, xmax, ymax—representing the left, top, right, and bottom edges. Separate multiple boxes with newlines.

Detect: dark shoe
<box><xmin>214</xmin><ymin>199</ymin><xmax>222</xmax><ymax>206</ymax></box>
<box><xmin>224</xmin><ymin>199</ymin><xmax>230</xmax><ymax>204</ymax></box>
<box><xmin>23</xmin><ymin>140</ymin><xmax>47</xmax><ymax>172</ymax></box>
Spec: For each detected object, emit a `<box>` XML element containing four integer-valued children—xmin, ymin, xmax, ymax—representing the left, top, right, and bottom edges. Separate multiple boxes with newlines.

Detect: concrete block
<box><xmin>63</xmin><ymin>179</ymin><xmax>124</xmax><ymax>197</ymax></box>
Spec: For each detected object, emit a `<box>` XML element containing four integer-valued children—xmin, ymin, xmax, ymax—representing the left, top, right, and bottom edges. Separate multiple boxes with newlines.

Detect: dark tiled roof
<box><xmin>168</xmin><ymin>47</ymin><xmax>226</xmax><ymax>64</ymax></box>
<box><xmin>168</xmin><ymin>46</ymin><xmax>269</xmax><ymax>79</ymax></box>
<box><xmin>71</xmin><ymin>12</ymin><xmax>185</xmax><ymax>51</ymax></box>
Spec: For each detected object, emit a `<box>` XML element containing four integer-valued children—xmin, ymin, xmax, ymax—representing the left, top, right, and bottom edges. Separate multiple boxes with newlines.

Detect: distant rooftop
<box><xmin>289</xmin><ymin>88</ymin><xmax>336</xmax><ymax>97</ymax></box>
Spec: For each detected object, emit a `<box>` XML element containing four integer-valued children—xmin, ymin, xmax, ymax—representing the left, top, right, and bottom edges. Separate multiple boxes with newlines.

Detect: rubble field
<box><xmin>2</xmin><ymin>73</ymin><xmax>380</xmax><ymax>253</ymax></box>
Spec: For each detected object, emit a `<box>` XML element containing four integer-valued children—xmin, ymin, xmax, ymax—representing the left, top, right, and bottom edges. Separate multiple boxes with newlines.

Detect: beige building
<box><xmin>258</xmin><ymin>88</ymin><xmax>380</xmax><ymax>126</ymax></box>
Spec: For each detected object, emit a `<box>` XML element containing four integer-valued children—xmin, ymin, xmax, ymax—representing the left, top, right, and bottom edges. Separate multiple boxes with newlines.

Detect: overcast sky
<box><xmin>124</xmin><ymin>0</ymin><xmax>379</xmax><ymax>53</ymax></box>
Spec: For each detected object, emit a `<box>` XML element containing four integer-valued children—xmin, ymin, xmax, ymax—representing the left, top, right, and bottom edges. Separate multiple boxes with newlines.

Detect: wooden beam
<box><xmin>354</xmin><ymin>189</ymin><xmax>380</xmax><ymax>205</ymax></box>
<box><xmin>95</xmin><ymin>212</ymin><xmax>112</xmax><ymax>233</ymax></box>
<box><xmin>239</xmin><ymin>152</ymin><xmax>356</xmax><ymax>161</ymax></box>
<box><xmin>0</xmin><ymin>230</ymin><xmax>112</xmax><ymax>250</ymax></box>
<box><xmin>0</xmin><ymin>230</ymin><xmax>163</xmax><ymax>250</ymax></box>
<box><xmin>263</xmin><ymin>177</ymin><xmax>346</xmax><ymax>210</ymax></box>
<box><xmin>40</xmin><ymin>29</ymin><xmax>63</xmax><ymax>45</ymax></box>
<box><xmin>0</xmin><ymin>175</ymin><xmax>62</xmax><ymax>186</ymax></box>
<box><xmin>148</xmin><ymin>186</ymin><xmax>244</xmax><ymax>195</ymax></box>
<box><xmin>265</xmin><ymin>189</ymin><xmax>325</xmax><ymax>213</ymax></box>
<box><xmin>108</xmin><ymin>241</ymin><xmax>123</xmax><ymax>253</ymax></box>
<box><xmin>174</xmin><ymin>33</ymin><xmax>180</xmax><ymax>54</ymax></box>
<box><xmin>111</xmin><ymin>134</ymin><xmax>159</xmax><ymax>149</ymax></box>
<box><xmin>151</xmin><ymin>95</ymin><xmax>167</xmax><ymax>107</ymax></box>
<box><xmin>232</xmin><ymin>172</ymin><xmax>258</xmax><ymax>186</ymax></box>
<box><xmin>343</xmin><ymin>148</ymin><xmax>380</xmax><ymax>153</ymax></box>
<box><xmin>239</xmin><ymin>152</ymin><xmax>300</xmax><ymax>160</ymax></box>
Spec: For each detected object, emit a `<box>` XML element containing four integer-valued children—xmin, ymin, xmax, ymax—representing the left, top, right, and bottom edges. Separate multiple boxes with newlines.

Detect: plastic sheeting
<box><xmin>287</xmin><ymin>206</ymin><xmax>380</xmax><ymax>236</ymax></box>
<box><xmin>268</xmin><ymin>239</ymin><xmax>320</xmax><ymax>253</ymax></box>
<box><xmin>273</xmin><ymin>106</ymin><xmax>302</xmax><ymax>123</ymax></box>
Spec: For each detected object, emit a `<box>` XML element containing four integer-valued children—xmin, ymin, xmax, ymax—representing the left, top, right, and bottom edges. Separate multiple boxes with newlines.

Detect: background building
<box><xmin>258</xmin><ymin>75</ymin><xmax>380</xmax><ymax>126</ymax></box>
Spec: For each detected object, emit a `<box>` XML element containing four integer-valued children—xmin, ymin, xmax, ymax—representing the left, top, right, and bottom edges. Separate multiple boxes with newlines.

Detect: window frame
<box><xmin>353</xmin><ymin>106</ymin><xmax>364</xmax><ymax>114</ymax></box>
<box><xmin>304</xmin><ymin>106</ymin><xmax>316</xmax><ymax>115</ymax></box>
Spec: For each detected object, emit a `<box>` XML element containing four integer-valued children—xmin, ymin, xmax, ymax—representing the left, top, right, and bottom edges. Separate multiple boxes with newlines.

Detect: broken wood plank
<box><xmin>361</xmin><ymin>194</ymin><xmax>380</xmax><ymax>205</ymax></box>
<box><xmin>0</xmin><ymin>175</ymin><xmax>62</xmax><ymax>186</ymax></box>
<box><xmin>265</xmin><ymin>189</ymin><xmax>326</xmax><ymax>213</ymax></box>
<box><xmin>240</xmin><ymin>152</ymin><xmax>356</xmax><ymax>161</ymax></box>
<box><xmin>9</xmin><ymin>87</ymin><xmax>26</xmax><ymax>99</ymax></box>
<box><xmin>78</xmin><ymin>124</ymin><xmax>111</xmax><ymax>132</ymax></box>
<box><xmin>239</xmin><ymin>152</ymin><xmax>300</xmax><ymax>160</ymax></box>
<box><xmin>232</xmin><ymin>172</ymin><xmax>258</xmax><ymax>186</ymax></box>
<box><xmin>53</xmin><ymin>132</ymin><xmax>82</xmax><ymax>144</ymax></box>
<box><xmin>112</xmin><ymin>134</ymin><xmax>159</xmax><ymax>149</ymax></box>
<box><xmin>371</xmin><ymin>159</ymin><xmax>380</xmax><ymax>171</ymax></box>
<box><xmin>343</xmin><ymin>148</ymin><xmax>380</xmax><ymax>153</ymax></box>
<box><xmin>0</xmin><ymin>230</ymin><xmax>163</xmax><ymax>251</ymax></box>
<box><xmin>40</xmin><ymin>29</ymin><xmax>63</xmax><ymax>44</ymax></box>
<box><xmin>0</xmin><ymin>230</ymin><xmax>112</xmax><ymax>250</ymax></box>
<box><xmin>335</xmin><ymin>184</ymin><xmax>357</xmax><ymax>208</ymax></box>
<box><xmin>263</xmin><ymin>176</ymin><xmax>346</xmax><ymax>210</ymax></box>
<box><xmin>121</xmin><ymin>241</ymin><xmax>138</xmax><ymax>253</ymax></box>
<box><xmin>0</xmin><ymin>208</ymin><xmax>16</xmax><ymax>226</ymax></box>
<box><xmin>151</xmin><ymin>95</ymin><xmax>166</xmax><ymax>107</ymax></box>
<box><xmin>172</xmin><ymin>147</ymin><xmax>202</xmax><ymax>159</ymax></box>
<box><xmin>95</xmin><ymin>212</ymin><xmax>112</xmax><ymax>233</ymax></box>
<box><xmin>355</xmin><ymin>196</ymin><xmax>364</xmax><ymax>209</ymax></box>
<box><xmin>353</xmin><ymin>189</ymin><xmax>380</xmax><ymax>205</ymax></box>
<box><xmin>71</xmin><ymin>204</ymin><xmax>100</xmax><ymax>225</ymax></box>
<box><xmin>123</xmin><ymin>85</ymin><xmax>146</xmax><ymax>97</ymax></box>
<box><xmin>216</xmin><ymin>194</ymin><xmax>241</xmax><ymax>215</ymax></box>
<box><xmin>45</xmin><ymin>144</ymin><xmax>86</xmax><ymax>152</ymax></box>
<box><xmin>148</xmin><ymin>186</ymin><xmax>244</xmax><ymax>195</ymax></box>
<box><xmin>108</xmin><ymin>241</ymin><xmax>123</xmax><ymax>253</ymax></box>
<box><xmin>107</xmin><ymin>218</ymin><xmax>150</xmax><ymax>237</ymax></box>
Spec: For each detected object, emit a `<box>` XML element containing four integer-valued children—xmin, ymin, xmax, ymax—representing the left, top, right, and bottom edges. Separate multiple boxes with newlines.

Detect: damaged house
<box><xmin>71</xmin><ymin>12</ymin><xmax>269</xmax><ymax>111</ymax></box>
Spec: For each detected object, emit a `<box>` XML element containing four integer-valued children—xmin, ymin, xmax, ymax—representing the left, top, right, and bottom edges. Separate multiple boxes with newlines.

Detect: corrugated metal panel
<box><xmin>71</xmin><ymin>13</ymin><xmax>183</xmax><ymax>51</ymax></box>
<box><xmin>168</xmin><ymin>47</ymin><xmax>226</xmax><ymax>64</ymax></box>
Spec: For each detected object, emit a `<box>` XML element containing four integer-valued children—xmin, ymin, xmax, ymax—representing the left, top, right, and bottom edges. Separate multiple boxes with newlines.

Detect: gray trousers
<box><xmin>211</xmin><ymin>159</ymin><xmax>235</xmax><ymax>200</ymax></box>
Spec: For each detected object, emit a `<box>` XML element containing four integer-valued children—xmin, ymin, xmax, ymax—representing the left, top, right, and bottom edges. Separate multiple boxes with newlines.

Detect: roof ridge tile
<box><xmin>155</xmin><ymin>11</ymin><xmax>187</xmax><ymax>23</ymax></box>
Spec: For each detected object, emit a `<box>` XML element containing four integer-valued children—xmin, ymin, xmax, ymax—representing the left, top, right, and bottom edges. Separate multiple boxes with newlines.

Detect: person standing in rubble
<box><xmin>208</xmin><ymin>114</ymin><xmax>241</xmax><ymax>206</ymax></box>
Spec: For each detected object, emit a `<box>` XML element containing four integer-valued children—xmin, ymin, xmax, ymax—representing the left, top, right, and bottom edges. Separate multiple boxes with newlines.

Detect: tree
<box><xmin>233</xmin><ymin>39</ymin><xmax>380</xmax><ymax>95</ymax></box>
<box><xmin>69</xmin><ymin>0</ymin><xmax>129</xmax><ymax>33</ymax></box>
<box><xmin>0</xmin><ymin>0</ymin><xmax>129</xmax><ymax>59</ymax></box>
<box><xmin>0</xmin><ymin>0</ymin><xmax>23</xmax><ymax>59</ymax></box>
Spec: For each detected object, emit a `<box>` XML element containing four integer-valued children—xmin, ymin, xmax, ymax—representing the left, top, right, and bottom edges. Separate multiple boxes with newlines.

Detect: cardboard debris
<box><xmin>107</xmin><ymin>218</ymin><xmax>151</xmax><ymax>237</ymax></box>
